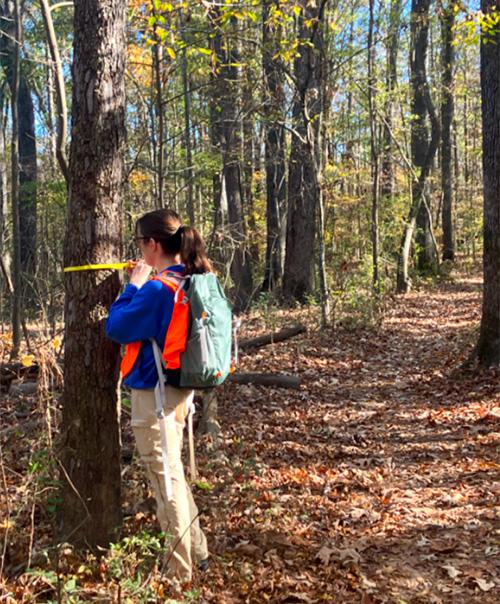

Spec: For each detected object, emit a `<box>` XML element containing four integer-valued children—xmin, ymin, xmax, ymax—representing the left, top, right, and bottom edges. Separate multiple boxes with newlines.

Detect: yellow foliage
<box><xmin>128</xmin><ymin>43</ymin><xmax>152</xmax><ymax>87</ymax></box>
<box><xmin>21</xmin><ymin>354</ymin><xmax>36</xmax><ymax>368</ymax></box>
<box><xmin>129</xmin><ymin>170</ymin><xmax>151</xmax><ymax>191</ymax></box>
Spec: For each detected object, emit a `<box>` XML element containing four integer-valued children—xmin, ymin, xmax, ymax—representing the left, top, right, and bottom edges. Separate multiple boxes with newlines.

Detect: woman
<box><xmin>106</xmin><ymin>209</ymin><xmax>210</xmax><ymax>582</ymax></box>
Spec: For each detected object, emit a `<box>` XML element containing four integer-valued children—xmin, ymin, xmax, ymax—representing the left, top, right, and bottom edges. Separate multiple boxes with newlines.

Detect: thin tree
<box><xmin>440</xmin><ymin>0</ymin><xmax>456</xmax><ymax>261</ymax></box>
<box><xmin>59</xmin><ymin>0</ymin><xmax>126</xmax><ymax>547</ymax></box>
<box><xmin>368</xmin><ymin>0</ymin><xmax>380</xmax><ymax>290</ymax></box>
<box><xmin>476</xmin><ymin>0</ymin><xmax>500</xmax><ymax>365</ymax></box>
<box><xmin>40</xmin><ymin>0</ymin><xmax>69</xmax><ymax>183</ymax></box>
<box><xmin>262</xmin><ymin>0</ymin><xmax>287</xmax><ymax>291</ymax></box>
<box><xmin>381</xmin><ymin>0</ymin><xmax>403</xmax><ymax>200</ymax></box>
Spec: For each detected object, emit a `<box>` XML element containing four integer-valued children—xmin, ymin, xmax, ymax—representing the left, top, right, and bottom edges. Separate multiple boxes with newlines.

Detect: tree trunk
<box><xmin>440</xmin><ymin>1</ymin><xmax>455</xmax><ymax>261</ymax></box>
<box><xmin>0</xmin><ymin>1</ymin><xmax>37</xmax><ymax>300</ymax></box>
<box><xmin>59</xmin><ymin>0</ymin><xmax>126</xmax><ymax>548</ymax></box>
<box><xmin>381</xmin><ymin>0</ymin><xmax>402</xmax><ymax>199</ymax></box>
<box><xmin>411</xmin><ymin>0</ymin><xmax>436</xmax><ymax>273</ymax></box>
<box><xmin>209</xmin><ymin>5</ymin><xmax>253</xmax><ymax>311</ymax></box>
<box><xmin>181</xmin><ymin>25</ymin><xmax>195</xmax><ymax>224</ymax></box>
<box><xmin>282</xmin><ymin>0</ymin><xmax>327</xmax><ymax>303</ymax></box>
<box><xmin>0</xmin><ymin>87</ymin><xmax>7</xmax><ymax>257</ymax></box>
<box><xmin>477</xmin><ymin>0</ymin><xmax>500</xmax><ymax>365</ymax></box>
<box><xmin>368</xmin><ymin>0</ymin><xmax>380</xmax><ymax>290</ymax></box>
<box><xmin>40</xmin><ymin>0</ymin><xmax>69</xmax><ymax>183</ymax></box>
<box><xmin>152</xmin><ymin>11</ymin><xmax>164</xmax><ymax>209</ymax></box>
<box><xmin>262</xmin><ymin>0</ymin><xmax>286</xmax><ymax>291</ymax></box>
<box><xmin>5</xmin><ymin>0</ymin><xmax>21</xmax><ymax>356</ymax></box>
<box><xmin>397</xmin><ymin>0</ymin><xmax>440</xmax><ymax>291</ymax></box>
<box><xmin>18</xmin><ymin>76</ymin><xmax>37</xmax><ymax>285</ymax></box>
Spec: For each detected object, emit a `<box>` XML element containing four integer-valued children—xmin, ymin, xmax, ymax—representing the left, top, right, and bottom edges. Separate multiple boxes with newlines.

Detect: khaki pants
<box><xmin>131</xmin><ymin>386</ymin><xmax>208</xmax><ymax>581</ymax></box>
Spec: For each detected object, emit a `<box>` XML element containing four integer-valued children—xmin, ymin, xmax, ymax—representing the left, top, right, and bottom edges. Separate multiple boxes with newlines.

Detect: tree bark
<box><xmin>440</xmin><ymin>1</ymin><xmax>455</xmax><ymax>261</ymax></box>
<box><xmin>368</xmin><ymin>0</ymin><xmax>380</xmax><ymax>290</ymax></box>
<box><xmin>4</xmin><ymin>0</ymin><xmax>21</xmax><ymax>355</ymax></box>
<box><xmin>60</xmin><ymin>0</ymin><xmax>126</xmax><ymax>548</ymax></box>
<box><xmin>209</xmin><ymin>5</ymin><xmax>253</xmax><ymax>312</ymax></box>
<box><xmin>411</xmin><ymin>0</ymin><xmax>437</xmax><ymax>274</ymax></box>
<box><xmin>18</xmin><ymin>76</ymin><xmax>37</xmax><ymax>284</ymax></box>
<box><xmin>397</xmin><ymin>0</ymin><xmax>440</xmax><ymax>291</ymax></box>
<box><xmin>40</xmin><ymin>0</ymin><xmax>69</xmax><ymax>183</ymax></box>
<box><xmin>477</xmin><ymin>0</ymin><xmax>500</xmax><ymax>365</ymax></box>
<box><xmin>0</xmin><ymin>1</ymin><xmax>37</xmax><ymax>298</ymax></box>
<box><xmin>381</xmin><ymin>0</ymin><xmax>402</xmax><ymax>200</ymax></box>
<box><xmin>282</xmin><ymin>0</ymin><xmax>328</xmax><ymax>303</ymax></box>
<box><xmin>180</xmin><ymin>13</ymin><xmax>195</xmax><ymax>224</ymax></box>
<box><xmin>262</xmin><ymin>0</ymin><xmax>286</xmax><ymax>291</ymax></box>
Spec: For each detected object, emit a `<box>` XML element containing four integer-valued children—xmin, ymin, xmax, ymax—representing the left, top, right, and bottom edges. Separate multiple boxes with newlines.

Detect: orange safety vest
<box><xmin>120</xmin><ymin>274</ymin><xmax>190</xmax><ymax>379</ymax></box>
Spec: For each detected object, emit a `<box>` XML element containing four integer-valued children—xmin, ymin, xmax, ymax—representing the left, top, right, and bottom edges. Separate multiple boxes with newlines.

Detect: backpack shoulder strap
<box><xmin>151</xmin><ymin>274</ymin><xmax>181</xmax><ymax>294</ymax></box>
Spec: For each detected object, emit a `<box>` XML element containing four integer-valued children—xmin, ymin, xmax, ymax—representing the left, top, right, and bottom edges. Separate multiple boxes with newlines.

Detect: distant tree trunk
<box><xmin>412</xmin><ymin>0</ymin><xmax>437</xmax><ymax>273</ymax></box>
<box><xmin>60</xmin><ymin>0</ymin><xmax>126</xmax><ymax>548</ymax></box>
<box><xmin>181</xmin><ymin>43</ymin><xmax>194</xmax><ymax>224</ymax></box>
<box><xmin>283</xmin><ymin>0</ymin><xmax>328</xmax><ymax>303</ymax></box>
<box><xmin>152</xmin><ymin>11</ymin><xmax>164</xmax><ymax>209</ymax></box>
<box><xmin>209</xmin><ymin>5</ymin><xmax>253</xmax><ymax>311</ymax></box>
<box><xmin>0</xmin><ymin>1</ymin><xmax>37</xmax><ymax>298</ymax></box>
<box><xmin>368</xmin><ymin>0</ymin><xmax>380</xmax><ymax>290</ymax></box>
<box><xmin>242</xmin><ymin>65</ymin><xmax>258</xmax><ymax>263</ymax></box>
<box><xmin>5</xmin><ymin>0</ymin><xmax>21</xmax><ymax>356</ymax></box>
<box><xmin>40</xmin><ymin>0</ymin><xmax>69</xmax><ymax>183</ymax></box>
<box><xmin>18</xmin><ymin>76</ymin><xmax>37</xmax><ymax>284</ymax></box>
<box><xmin>397</xmin><ymin>0</ymin><xmax>440</xmax><ymax>291</ymax></box>
<box><xmin>440</xmin><ymin>1</ymin><xmax>455</xmax><ymax>261</ymax></box>
<box><xmin>381</xmin><ymin>0</ymin><xmax>402</xmax><ymax>199</ymax></box>
<box><xmin>262</xmin><ymin>0</ymin><xmax>286</xmax><ymax>291</ymax></box>
<box><xmin>476</xmin><ymin>0</ymin><xmax>500</xmax><ymax>365</ymax></box>
<box><xmin>0</xmin><ymin>88</ymin><xmax>7</xmax><ymax>256</ymax></box>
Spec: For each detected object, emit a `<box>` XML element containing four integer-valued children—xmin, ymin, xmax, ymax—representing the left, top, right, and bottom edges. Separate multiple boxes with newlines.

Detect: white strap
<box><xmin>151</xmin><ymin>338</ymin><xmax>173</xmax><ymax>501</ymax></box>
<box><xmin>187</xmin><ymin>394</ymin><xmax>197</xmax><ymax>480</ymax></box>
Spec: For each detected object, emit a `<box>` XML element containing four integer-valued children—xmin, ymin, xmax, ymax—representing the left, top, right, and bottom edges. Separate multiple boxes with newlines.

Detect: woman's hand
<box><xmin>128</xmin><ymin>260</ymin><xmax>152</xmax><ymax>288</ymax></box>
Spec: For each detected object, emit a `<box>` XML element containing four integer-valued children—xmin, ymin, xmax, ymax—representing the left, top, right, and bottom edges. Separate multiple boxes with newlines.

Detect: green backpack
<box><xmin>178</xmin><ymin>272</ymin><xmax>233</xmax><ymax>388</ymax></box>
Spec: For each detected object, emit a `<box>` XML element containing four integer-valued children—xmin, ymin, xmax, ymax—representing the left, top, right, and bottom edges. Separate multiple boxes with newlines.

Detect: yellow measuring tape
<box><xmin>63</xmin><ymin>262</ymin><xmax>131</xmax><ymax>272</ymax></box>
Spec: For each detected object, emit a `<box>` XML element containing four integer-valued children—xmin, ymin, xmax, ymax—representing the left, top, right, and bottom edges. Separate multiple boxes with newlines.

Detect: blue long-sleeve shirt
<box><xmin>106</xmin><ymin>265</ymin><xmax>185</xmax><ymax>389</ymax></box>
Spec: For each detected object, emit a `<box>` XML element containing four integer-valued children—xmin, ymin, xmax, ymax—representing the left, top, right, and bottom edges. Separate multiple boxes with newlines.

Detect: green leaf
<box><xmin>195</xmin><ymin>480</ymin><xmax>215</xmax><ymax>491</ymax></box>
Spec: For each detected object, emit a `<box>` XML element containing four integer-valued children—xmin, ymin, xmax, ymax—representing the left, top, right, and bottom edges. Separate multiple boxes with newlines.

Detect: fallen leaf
<box><xmin>442</xmin><ymin>564</ymin><xmax>461</xmax><ymax>579</ymax></box>
<box><xmin>475</xmin><ymin>578</ymin><xmax>495</xmax><ymax>591</ymax></box>
<box><xmin>316</xmin><ymin>544</ymin><xmax>335</xmax><ymax>565</ymax></box>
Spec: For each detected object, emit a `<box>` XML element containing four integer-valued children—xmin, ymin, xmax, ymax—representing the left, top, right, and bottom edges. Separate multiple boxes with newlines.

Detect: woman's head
<box><xmin>136</xmin><ymin>209</ymin><xmax>211</xmax><ymax>275</ymax></box>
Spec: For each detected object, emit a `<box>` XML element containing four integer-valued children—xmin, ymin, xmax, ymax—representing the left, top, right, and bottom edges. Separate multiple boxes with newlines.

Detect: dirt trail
<box><xmin>199</xmin><ymin>276</ymin><xmax>499</xmax><ymax>603</ymax></box>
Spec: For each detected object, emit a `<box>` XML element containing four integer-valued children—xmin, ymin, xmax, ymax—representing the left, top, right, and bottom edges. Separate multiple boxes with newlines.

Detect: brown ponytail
<box><xmin>136</xmin><ymin>209</ymin><xmax>211</xmax><ymax>275</ymax></box>
<box><xmin>180</xmin><ymin>226</ymin><xmax>212</xmax><ymax>275</ymax></box>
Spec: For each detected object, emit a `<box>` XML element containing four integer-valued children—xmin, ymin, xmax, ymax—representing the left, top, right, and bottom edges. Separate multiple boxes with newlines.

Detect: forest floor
<box><xmin>1</xmin><ymin>271</ymin><xmax>499</xmax><ymax>603</ymax></box>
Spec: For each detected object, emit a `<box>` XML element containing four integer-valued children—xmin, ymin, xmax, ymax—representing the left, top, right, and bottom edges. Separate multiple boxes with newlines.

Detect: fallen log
<box><xmin>1</xmin><ymin>363</ymin><xmax>39</xmax><ymax>390</ymax></box>
<box><xmin>228</xmin><ymin>372</ymin><xmax>300</xmax><ymax>389</ymax></box>
<box><xmin>239</xmin><ymin>324</ymin><xmax>306</xmax><ymax>351</ymax></box>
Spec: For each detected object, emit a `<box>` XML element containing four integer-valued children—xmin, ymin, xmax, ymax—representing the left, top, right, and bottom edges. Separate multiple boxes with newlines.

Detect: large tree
<box><xmin>59</xmin><ymin>0</ymin><xmax>126</xmax><ymax>547</ymax></box>
<box><xmin>282</xmin><ymin>0</ymin><xmax>328</xmax><ymax>303</ymax></box>
<box><xmin>476</xmin><ymin>0</ymin><xmax>500</xmax><ymax>365</ymax></box>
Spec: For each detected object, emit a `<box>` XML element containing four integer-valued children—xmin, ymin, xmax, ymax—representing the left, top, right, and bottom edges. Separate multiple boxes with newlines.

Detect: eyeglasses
<box><xmin>134</xmin><ymin>236</ymin><xmax>150</xmax><ymax>244</ymax></box>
